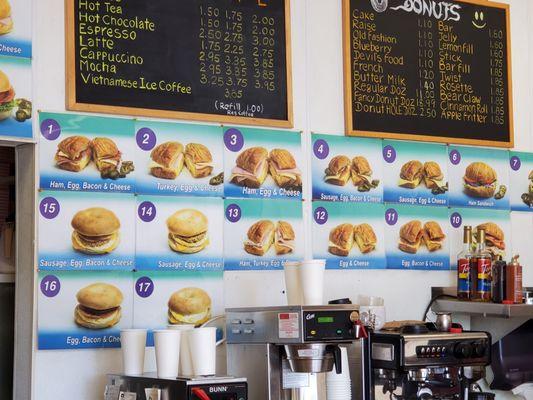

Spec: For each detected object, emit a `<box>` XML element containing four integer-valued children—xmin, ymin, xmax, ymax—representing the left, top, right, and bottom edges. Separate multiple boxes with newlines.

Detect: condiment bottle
<box><xmin>457</xmin><ymin>226</ymin><xmax>474</xmax><ymax>301</ymax></box>
<box><xmin>474</xmin><ymin>229</ymin><xmax>492</xmax><ymax>302</ymax></box>
<box><xmin>492</xmin><ymin>255</ymin><xmax>506</xmax><ymax>303</ymax></box>
<box><xmin>506</xmin><ymin>255</ymin><xmax>523</xmax><ymax>304</ymax></box>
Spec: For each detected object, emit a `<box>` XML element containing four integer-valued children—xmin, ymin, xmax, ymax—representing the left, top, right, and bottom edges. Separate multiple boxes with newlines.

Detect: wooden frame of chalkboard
<box><xmin>65</xmin><ymin>0</ymin><xmax>293</xmax><ymax>129</ymax></box>
<box><xmin>342</xmin><ymin>0</ymin><xmax>514</xmax><ymax>148</ymax></box>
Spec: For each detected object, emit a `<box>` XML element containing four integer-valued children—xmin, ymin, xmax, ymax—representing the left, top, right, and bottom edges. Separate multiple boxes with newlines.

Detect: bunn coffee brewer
<box><xmin>226</xmin><ymin>305</ymin><xmax>367</xmax><ymax>400</ymax></box>
<box><xmin>370</xmin><ymin>324</ymin><xmax>491</xmax><ymax>400</ymax></box>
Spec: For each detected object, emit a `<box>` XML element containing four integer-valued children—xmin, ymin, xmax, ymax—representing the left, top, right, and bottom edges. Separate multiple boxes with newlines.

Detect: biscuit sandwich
<box><xmin>74</xmin><ymin>283</ymin><xmax>123</xmax><ymax>329</ymax></box>
<box><xmin>476</xmin><ymin>222</ymin><xmax>505</xmax><ymax>257</ymax></box>
<box><xmin>54</xmin><ymin>136</ymin><xmax>92</xmax><ymax>172</ymax></box>
<box><xmin>168</xmin><ymin>287</ymin><xmax>212</xmax><ymax>326</ymax></box>
<box><xmin>244</xmin><ymin>220</ymin><xmax>275</xmax><ymax>256</ymax></box>
<box><xmin>71</xmin><ymin>207</ymin><xmax>121</xmax><ymax>254</ymax></box>
<box><xmin>351</xmin><ymin>156</ymin><xmax>373</xmax><ymax>187</ymax></box>
<box><xmin>398</xmin><ymin>161</ymin><xmax>423</xmax><ymax>189</ymax></box>
<box><xmin>354</xmin><ymin>223</ymin><xmax>377</xmax><ymax>254</ymax></box>
<box><xmin>274</xmin><ymin>221</ymin><xmax>295</xmax><ymax>255</ymax></box>
<box><xmin>422</xmin><ymin>221</ymin><xmax>446</xmax><ymax>252</ymax></box>
<box><xmin>0</xmin><ymin>0</ymin><xmax>13</xmax><ymax>35</ymax></box>
<box><xmin>324</xmin><ymin>155</ymin><xmax>351</xmax><ymax>186</ymax></box>
<box><xmin>268</xmin><ymin>149</ymin><xmax>302</xmax><ymax>189</ymax></box>
<box><xmin>230</xmin><ymin>147</ymin><xmax>269</xmax><ymax>188</ymax></box>
<box><xmin>463</xmin><ymin>162</ymin><xmax>497</xmax><ymax>198</ymax></box>
<box><xmin>92</xmin><ymin>137</ymin><xmax>122</xmax><ymax>173</ymax></box>
<box><xmin>328</xmin><ymin>223</ymin><xmax>354</xmax><ymax>257</ymax></box>
<box><xmin>423</xmin><ymin>162</ymin><xmax>444</xmax><ymax>190</ymax></box>
<box><xmin>0</xmin><ymin>70</ymin><xmax>15</xmax><ymax>120</ymax></box>
<box><xmin>150</xmin><ymin>141</ymin><xmax>184</xmax><ymax>180</ymax></box>
<box><xmin>166</xmin><ymin>209</ymin><xmax>209</xmax><ymax>254</ymax></box>
<box><xmin>398</xmin><ymin>220</ymin><xmax>423</xmax><ymax>254</ymax></box>
<box><xmin>184</xmin><ymin>143</ymin><xmax>213</xmax><ymax>178</ymax></box>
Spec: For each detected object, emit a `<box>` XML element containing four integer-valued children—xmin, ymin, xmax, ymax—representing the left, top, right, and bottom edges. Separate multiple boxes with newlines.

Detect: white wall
<box><xmin>33</xmin><ymin>0</ymin><xmax>533</xmax><ymax>399</ymax></box>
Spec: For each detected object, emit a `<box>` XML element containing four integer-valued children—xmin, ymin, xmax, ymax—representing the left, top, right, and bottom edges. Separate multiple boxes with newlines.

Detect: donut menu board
<box><xmin>343</xmin><ymin>0</ymin><xmax>513</xmax><ymax>147</ymax></box>
<box><xmin>66</xmin><ymin>0</ymin><xmax>292</xmax><ymax>128</ymax></box>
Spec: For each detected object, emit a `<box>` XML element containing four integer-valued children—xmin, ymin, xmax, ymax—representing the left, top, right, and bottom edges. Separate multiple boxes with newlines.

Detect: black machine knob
<box><xmin>472</xmin><ymin>341</ymin><xmax>487</xmax><ymax>358</ymax></box>
<box><xmin>453</xmin><ymin>343</ymin><xmax>473</xmax><ymax>359</ymax></box>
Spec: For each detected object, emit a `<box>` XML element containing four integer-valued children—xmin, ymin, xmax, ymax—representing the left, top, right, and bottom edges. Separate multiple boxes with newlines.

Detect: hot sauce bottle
<box><xmin>457</xmin><ymin>226</ymin><xmax>474</xmax><ymax>301</ymax></box>
<box><xmin>474</xmin><ymin>229</ymin><xmax>492</xmax><ymax>302</ymax></box>
<box><xmin>506</xmin><ymin>255</ymin><xmax>523</xmax><ymax>304</ymax></box>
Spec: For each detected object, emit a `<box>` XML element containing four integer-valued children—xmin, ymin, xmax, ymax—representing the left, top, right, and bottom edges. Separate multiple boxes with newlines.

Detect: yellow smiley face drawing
<box><xmin>473</xmin><ymin>11</ymin><xmax>487</xmax><ymax>29</ymax></box>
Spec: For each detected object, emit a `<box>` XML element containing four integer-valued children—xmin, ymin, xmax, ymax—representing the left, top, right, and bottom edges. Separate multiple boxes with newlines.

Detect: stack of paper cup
<box><xmin>326</xmin><ymin>346</ymin><xmax>352</xmax><ymax>400</ymax></box>
<box><xmin>120</xmin><ymin>329</ymin><xmax>147</xmax><ymax>375</ymax></box>
<box><xmin>153</xmin><ymin>329</ymin><xmax>181</xmax><ymax>379</ymax></box>
<box><xmin>283</xmin><ymin>260</ymin><xmax>326</xmax><ymax>306</ymax></box>
<box><xmin>167</xmin><ymin>324</ymin><xmax>195</xmax><ymax>376</ymax></box>
<box><xmin>188</xmin><ymin>327</ymin><xmax>218</xmax><ymax>376</ymax></box>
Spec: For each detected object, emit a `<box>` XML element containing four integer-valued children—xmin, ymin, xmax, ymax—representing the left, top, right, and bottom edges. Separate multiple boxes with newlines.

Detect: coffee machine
<box><xmin>226</xmin><ymin>305</ymin><xmax>367</xmax><ymax>400</ymax></box>
<box><xmin>370</xmin><ymin>325</ymin><xmax>491</xmax><ymax>400</ymax></box>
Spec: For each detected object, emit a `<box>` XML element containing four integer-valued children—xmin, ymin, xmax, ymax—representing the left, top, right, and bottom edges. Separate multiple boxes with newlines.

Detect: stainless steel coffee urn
<box><xmin>226</xmin><ymin>305</ymin><xmax>367</xmax><ymax>400</ymax></box>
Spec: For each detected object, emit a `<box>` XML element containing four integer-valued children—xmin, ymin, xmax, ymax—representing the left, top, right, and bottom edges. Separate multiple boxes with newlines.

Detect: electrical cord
<box><xmin>422</xmin><ymin>294</ymin><xmax>457</xmax><ymax>321</ymax></box>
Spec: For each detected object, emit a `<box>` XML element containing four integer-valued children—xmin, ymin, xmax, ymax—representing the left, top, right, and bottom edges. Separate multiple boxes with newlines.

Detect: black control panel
<box><xmin>189</xmin><ymin>382</ymin><xmax>247</xmax><ymax>400</ymax></box>
<box><xmin>416</xmin><ymin>340</ymin><xmax>489</xmax><ymax>360</ymax></box>
<box><xmin>303</xmin><ymin>310</ymin><xmax>356</xmax><ymax>342</ymax></box>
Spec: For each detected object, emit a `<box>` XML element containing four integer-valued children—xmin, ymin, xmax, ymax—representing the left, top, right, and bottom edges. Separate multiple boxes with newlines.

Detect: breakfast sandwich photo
<box><xmin>37</xmin><ymin>271</ymin><xmax>133</xmax><ymax>350</ymax></box>
<box><xmin>311</xmin><ymin>134</ymin><xmax>383</xmax><ymax>203</ymax></box>
<box><xmin>508</xmin><ymin>151</ymin><xmax>533</xmax><ymax>212</ymax></box>
<box><xmin>224</xmin><ymin>127</ymin><xmax>303</xmax><ymax>200</ymax></box>
<box><xmin>0</xmin><ymin>0</ymin><xmax>32</xmax><ymax>58</ymax></box>
<box><xmin>38</xmin><ymin>191</ymin><xmax>135</xmax><ymax>271</ymax></box>
<box><xmin>135</xmin><ymin>120</ymin><xmax>223</xmax><ymax>197</ymax></box>
<box><xmin>135</xmin><ymin>195</ymin><xmax>223</xmax><ymax>272</ymax></box>
<box><xmin>39</xmin><ymin>112</ymin><xmax>136</xmax><ymax>193</ymax></box>
<box><xmin>383</xmin><ymin>140</ymin><xmax>448</xmax><ymax>207</ymax></box>
<box><xmin>0</xmin><ymin>57</ymin><xmax>32</xmax><ymax>138</ymax></box>
<box><xmin>311</xmin><ymin>202</ymin><xmax>386</xmax><ymax>269</ymax></box>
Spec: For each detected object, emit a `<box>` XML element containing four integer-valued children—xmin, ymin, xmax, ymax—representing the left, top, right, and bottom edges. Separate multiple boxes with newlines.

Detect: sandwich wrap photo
<box><xmin>0</xmin><ymin>56</ymin><xmax>31</xmax><ymax>138</ymax></box>
<box><xmin>312</xmin><ymin>201</ymin><xmax>386</xmax><ymax>269</ymax></box>
<box><xmin>448</xmin><ymin>145</ymin><xmax>510</xmax><ymax>210</ymax></box>
<box><xmin>38</xmin><ymin>191</ymin><xmax>135</xmax><ymax>271</ymax></box>
<box><xmin>382</xmin><ymin>140</ymin><xmax>449</xmax><ymax>207</ymax></box>
<box><xmin>223</xmin><ymin>126</ymin><xmax>303</xmax><ymax>200</ymax></box>
<box><xmin>134</xmin><ymin>120</ymin><xmax>223</xmax><ymax>197</ymax></box>
<box><xmin>224</xmin><ymin>199</ymin><xmax>304</xmax><ymax>270</ymax></box>
<box><xmin>132</xmin><ymin>270</ymin><xmax>224</xmax><ymax>346</ymax></box>
<box><xmin>37</xmin><ymin>271</ymin><xmax>133</xmax><ymax>350</ymax></box>
<box><xmin>39</xmin><ymin>112</ymin><xmax>136</xmax><ymax>193</ymax></box>
<box><xmin>311</xmin><ymin>134</ymin><xmax>383</xmax><ymax>203</ymax></box>
<box><xmin>508</xmin><ymin>151</ymin><xmax>533</xmax><ymax>211</ymax></box>
<box><xmin>384</xmin><ymin>204</ymin><xmax>450</xmax><ymax>270</ymax></box>
<box><xmin>135</xmin><ymin>195</ymin><xmax>224</xmax><ymax>271</ymax></box>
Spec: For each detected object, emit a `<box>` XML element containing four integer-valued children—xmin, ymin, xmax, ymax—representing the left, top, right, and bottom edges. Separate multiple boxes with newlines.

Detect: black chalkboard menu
<box><xmin>343</xmin><ymin>0</ymin><xmax>513</xmax><ymax>147</ymax></box>
<box><xmin>66</xmin><ymin>0</ymin><xmax>293</xmax><ymax>128</ymax></box>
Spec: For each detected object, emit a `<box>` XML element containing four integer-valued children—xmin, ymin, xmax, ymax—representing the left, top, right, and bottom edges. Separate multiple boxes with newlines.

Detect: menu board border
<box><xmin>65</xmin><ymin>0</ymin><xmax>294</xmax><ymax>129</ymax></box>
<box><xmin>342</xmin><ymin>0</ymin><xmax>514</xmax><ymax>148</ymax></box>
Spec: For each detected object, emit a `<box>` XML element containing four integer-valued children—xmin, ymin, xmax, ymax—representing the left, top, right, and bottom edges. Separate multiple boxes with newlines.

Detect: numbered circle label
<box><xmin>40</xmin><ymin>119</ymin><xmax>61</xmax><ymax>141</ymax></box>
<box><xmin>224</xmin><ymin>128</ymin><xmax>244</xmax><ymax>152</ymax></box>
<box><xmin>314</xmin><ymin>207</ymin><xmax>329</xmax><ymax>225</ymax></box>
<box><xmin>385</xmin><ymin>208</ymin><xmax>398</xmax><ymax>226</ymax></box>
<box><xmin>449</xmin><ymin>150</ymin><xmax>461</xmax><ymax>165</ymax></box>
<box><xmin>225</xmin><ymin>204</ymin><xmax>242</xmax><ymax>223</ymax></box>
<box><xmin>382</xmin><ymin>145</ymin><xmax>396</xmax><ymax>163</ymax></box>
<box><xmin>136</xmin><ymin>128</ymin><xmax>157</xmax><ymax>151</ymax></box>
<box><xmin>450</xmin><ymin>212</ymin><xmax>463</xmax><ymax>228</ymax></box>
<box><xmin>41</xmin><ymin>275</ymin><xmax>61</xmax><ymax>297</ymax></box>
<box><xmin>510</xmin><ymin>156</ymin><xmax>521</xmax><ymax>171</ymax></box>
<box><xmin>313</xmin><ymin>139</ymin><xmax>330</xmax><ymax>160</ymax></box>
<box><xmin>135</xmin><ymin>277</ymin><xmax>154</xmax><ymax>298</ymax></box>
<box><xmin>138</xmin><ymin>201</ymin><xmax>157</xmax><ymax>222</ymax></box>
<box><xmin>39</xmin><ymin>197</ymin><xmax>60</xmax><ymax>219</ymax></box>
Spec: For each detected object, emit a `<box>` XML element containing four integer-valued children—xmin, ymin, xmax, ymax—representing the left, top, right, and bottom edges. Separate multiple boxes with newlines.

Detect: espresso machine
<box><xmin>226</xmin><ymin>305</ymin><xmax>367</xmax><ymax>400</ymax></box>
<box><xmin>370</xmin><ymin>324</ymin><xmax>491</xmax><ymax>400</ymax></box>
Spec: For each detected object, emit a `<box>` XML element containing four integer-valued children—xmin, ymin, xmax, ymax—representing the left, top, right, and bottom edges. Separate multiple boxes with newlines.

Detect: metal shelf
<box><xmin>431</xmin><ymin>287</ymin><xmax>533</xmax><ymax>319</ymax></box>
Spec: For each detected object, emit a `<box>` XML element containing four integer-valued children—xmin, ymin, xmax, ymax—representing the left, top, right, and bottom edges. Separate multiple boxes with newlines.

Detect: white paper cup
<box><xmin>120</xmin><ymin>329</ymin><xmax>147</xmax><ymax>375</ymax></box>
<box><xmin>284</xmin><ymin>261</ymin><xmax>304</xmax><ymax>305</ymax></box>
<box><xmin>298</xmin><ymin>260</ymin><xmax>326</xmax><ymax>305</ymax></box>
<box><xmin>167</xmin><ymin>324</ymin><xmax>195</xmax><ymax>376</ymax></box>
<box><xmin>154</xmin><ymin>329</ymin><xmax>181</xmax><ymax>379</ymax></box>
<box><xmin>188</xmin><ymin>327</ymin><xmax>217</xmax><ymax>376</ymax></box>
